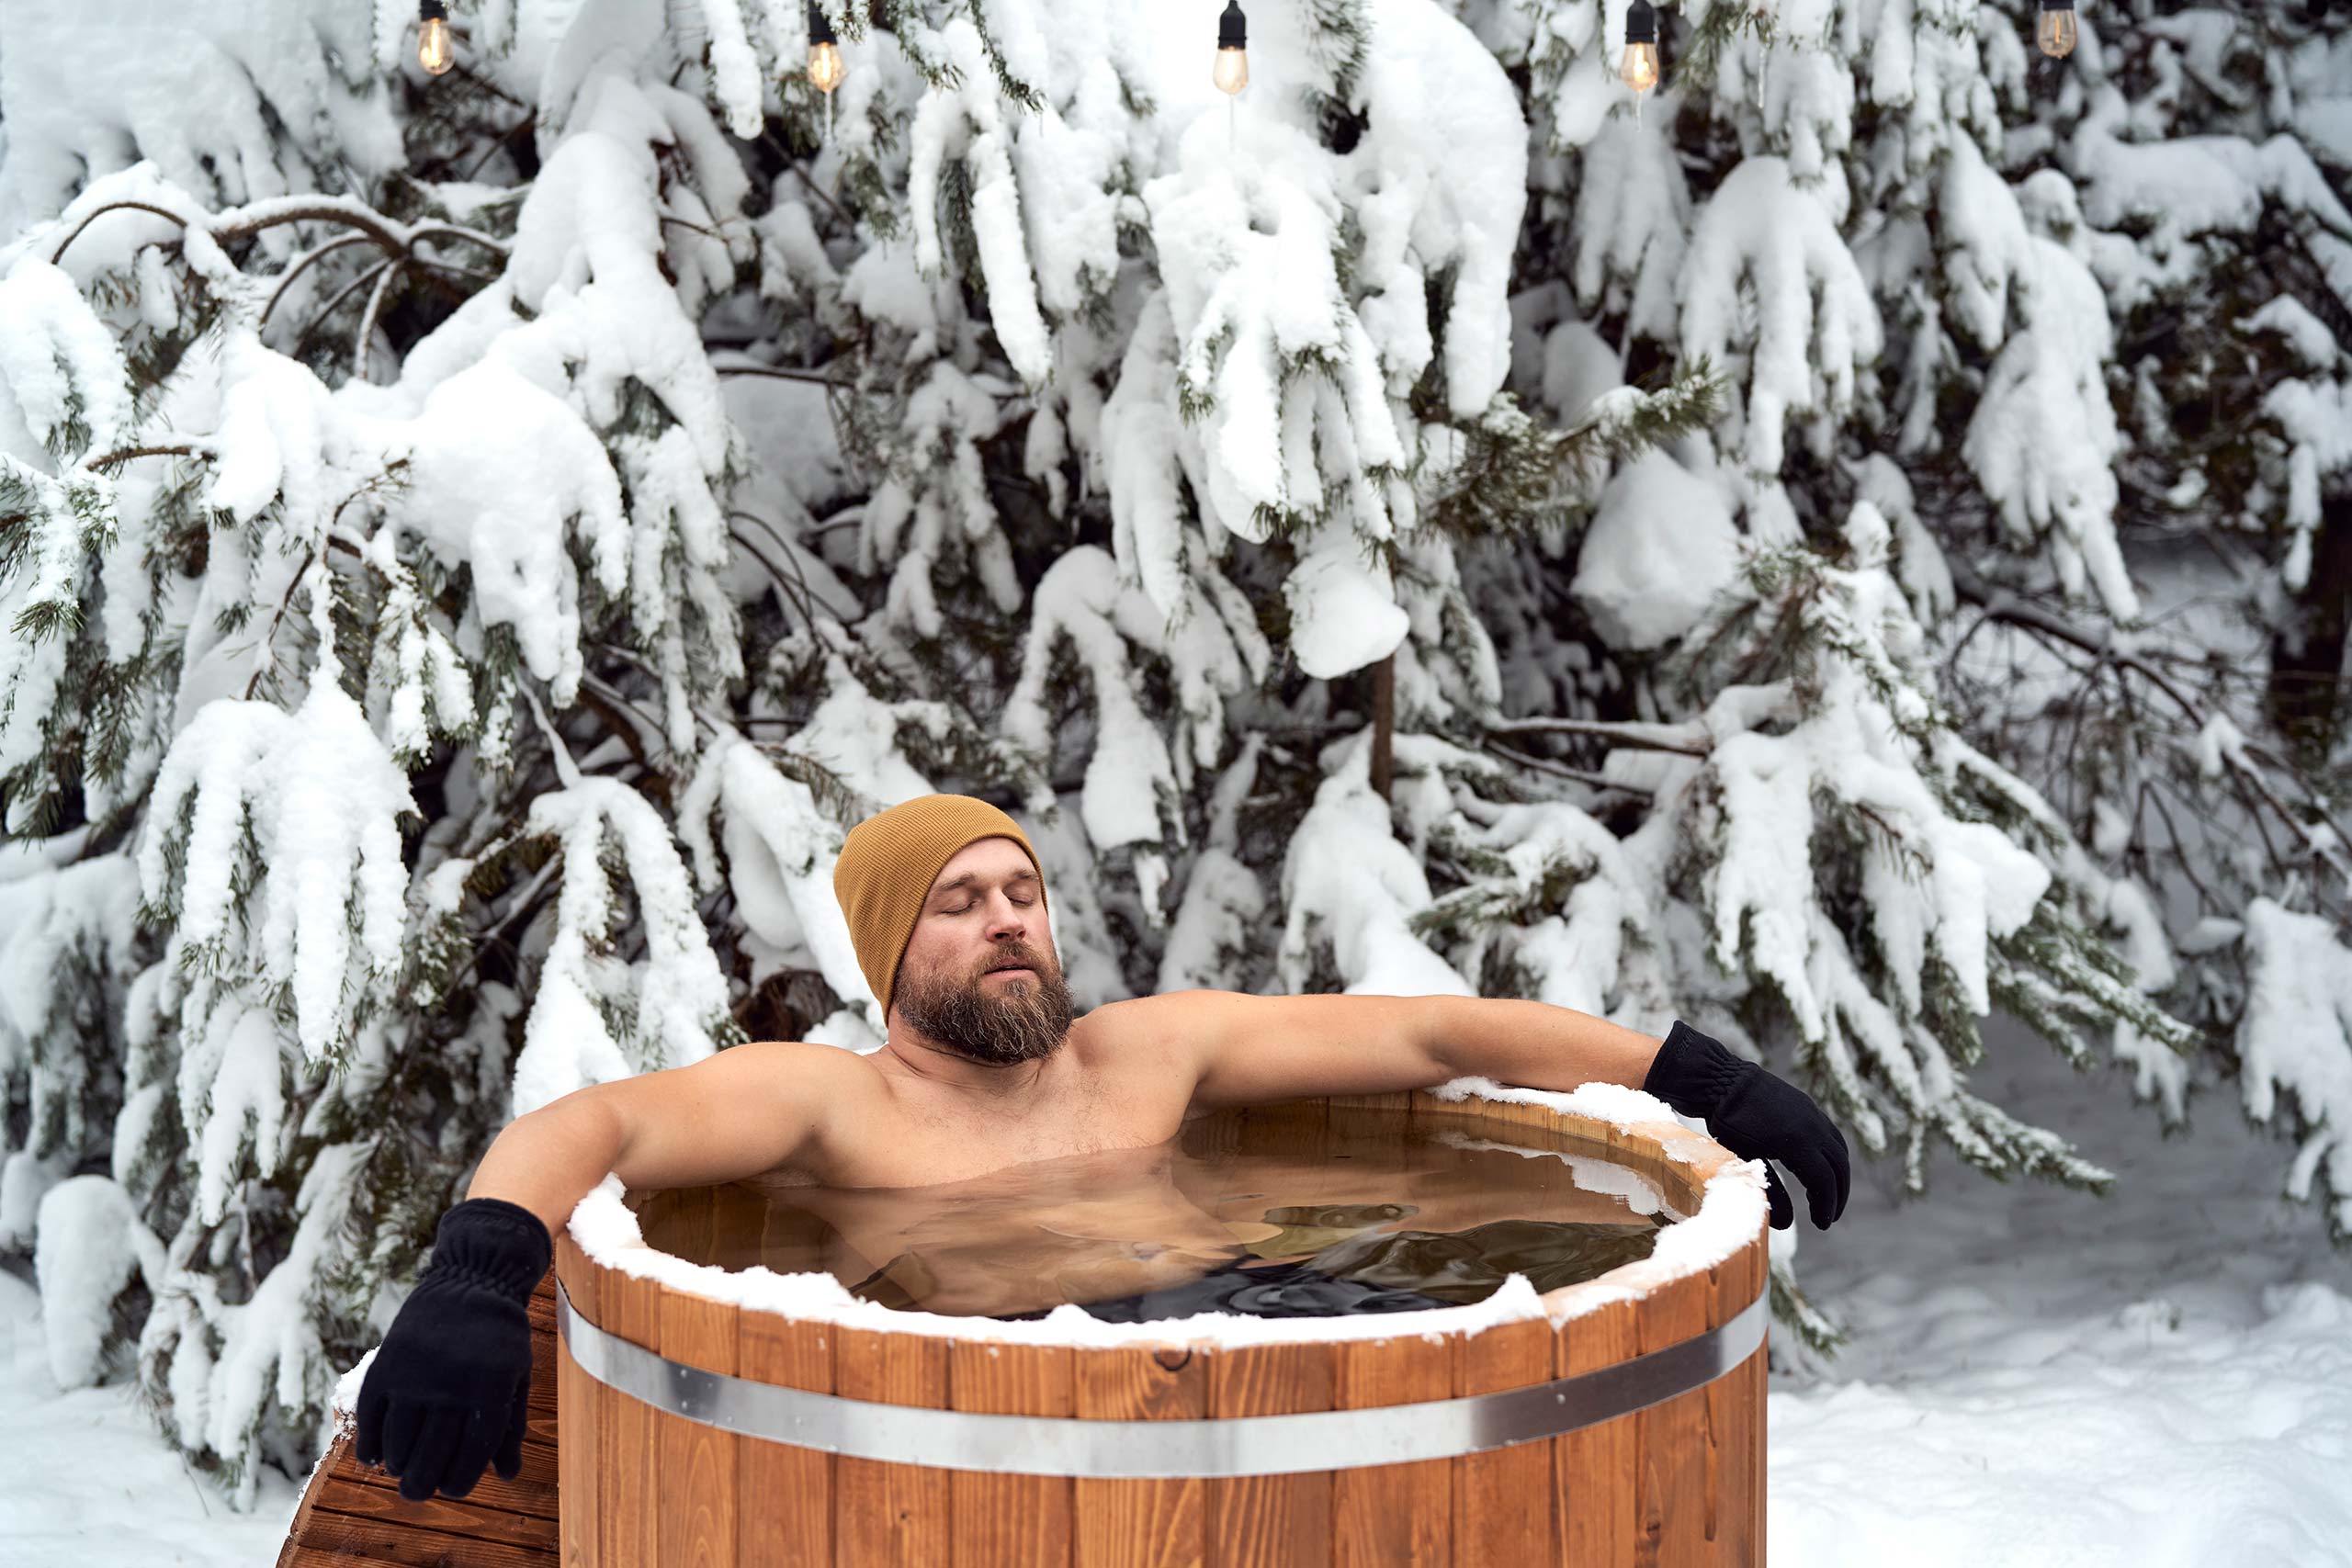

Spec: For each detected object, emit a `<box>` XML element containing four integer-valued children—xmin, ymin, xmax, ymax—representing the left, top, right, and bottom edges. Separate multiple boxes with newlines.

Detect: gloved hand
<box><xmin>1643</xmin><ymin>1021</ymin><xmax>1851</xmax><ymax>1231</ymax></box>
<box><xmin>355</xmin><ymin>1196</ymin><xmax>552</xmax><ymax>1501</ymax></box>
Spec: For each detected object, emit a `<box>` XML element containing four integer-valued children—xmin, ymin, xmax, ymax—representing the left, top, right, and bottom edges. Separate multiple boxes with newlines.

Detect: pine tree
<box><xmin>0</xmin><ymin>0</ymin><xmax>2345</xmax><ymax>1503</ymax></box>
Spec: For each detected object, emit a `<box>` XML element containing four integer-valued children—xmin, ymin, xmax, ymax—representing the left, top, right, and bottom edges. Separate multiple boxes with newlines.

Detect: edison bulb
<box><xmin>417</xmin><ymin>13</ymin><xmax>454</xmax><ymax>75</ymax></box>
<box><xmin>1214</xmin><ymin>1</ymin><xmax>1249</xmax><ymax>96</ymax></box>
<box><xmin>1620</xmin><ymin>40</ymin><xmax>1659</xmax><ymax>93</ymax></box>
<box><xmin>808</xmin><ymin>40</ymin><xmax>845</xmax><ymax>93</ymax></box>
<box><xmin>2036</xmin><ymin>7</ymin><xmax>2077</xmax><ymax>57</ymax></box>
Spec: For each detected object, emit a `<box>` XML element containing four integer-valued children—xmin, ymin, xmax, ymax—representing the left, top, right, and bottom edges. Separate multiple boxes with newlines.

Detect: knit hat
<box><xmin>831</xmin><ymin>794</ymin><xmax>1050</xmax><ymax>1021</ymax></box>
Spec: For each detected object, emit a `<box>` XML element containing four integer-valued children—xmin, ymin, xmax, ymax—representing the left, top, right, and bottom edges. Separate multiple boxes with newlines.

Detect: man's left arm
<box><xmin>1420</xmin><ymin>996</ymin><xmax>1664</xmax><ymax>1092</ymax></box>
<box><xmin>1435</xmin><ymin>998</ymin><xmax>1851</xmax><ymax>1232</ymax></box>
<box><xmin>1170</xmin><ymin>990</ymin><xmax>1849</xmax><ymax>1231</ymax></box>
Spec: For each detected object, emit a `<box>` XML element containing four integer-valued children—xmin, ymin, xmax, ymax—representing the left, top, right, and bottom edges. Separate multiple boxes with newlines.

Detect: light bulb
<box><xmin>2036</xmin><ymin>1</ymin><xmax>2078</xmax><ymax>58</ymax></box>
<box><xmin>417</xmin><ymin>2</ymin><xmax>454</xmax><ymax>76</ymax></box>
<box><xmin>1621</xmin><ymin>0</ymin><xmax>1660</xmax><ymax>96</ymax></box>
<box><xmin>1215</xmin><ymin>1</ymin><xmax>1249</xmax><ymax>96</ymax></box>
<box><xmin>1620</xmin><ymin>41</ymin><xmax>1659</xmax><ymax>93</ymax></box>
<box><xmin>808</xmin><ymin>41</ymin><xmax>845</xmax><ymax>93</ymax></box>
<box><xmin>807</xmin><ymin>5</ymin><xmax>845</xmax><ymax>94</ymax></box>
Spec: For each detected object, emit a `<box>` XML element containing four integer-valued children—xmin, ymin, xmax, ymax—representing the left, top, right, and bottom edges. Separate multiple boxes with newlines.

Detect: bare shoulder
<box><xmin>657</xmin><ymin>1036</ymin><xmax>889</xmax><ymax>1112</ymax></box>
<box><xmin>590</xmin><ymin>1038</ymin><xmax>890</xmax><ymax>1193</ymax></box>
<box><xmin>1071</xmin><ymin>989</ymin><xmax>1233</xmax><ymax>1078</ymax></box>
<box><xmin>731</xmin><ymin>1036</ymin><xmax>892</xmax><ymax>1089</ymax></box>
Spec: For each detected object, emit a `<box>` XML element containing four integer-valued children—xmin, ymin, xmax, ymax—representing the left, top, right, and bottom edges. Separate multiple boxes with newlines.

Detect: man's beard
<box><xmin>893</xmin><ymin>944</ymin><xmax>1075</xmax><ymax>1067</ymax></box>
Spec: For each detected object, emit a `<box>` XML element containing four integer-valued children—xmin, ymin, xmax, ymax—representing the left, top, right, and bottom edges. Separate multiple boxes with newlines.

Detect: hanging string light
<box><xmin>807</xmin><ymin>4</ymin><xmax>845</xmax><ymax>137</ymax></box>
<box><xmin>416</xmin><ymin>0</ymin><xmax>454</xmax><ymax>76</ymax></box>
<box><xmin>2036</xmin><ymin>0</ymin><xmax>2078</xmax><ymax>57</ymax></box>
<box><xmin>1214</xmin><ymin>1</ymin><xmax>1248</xmax><ymax>152</ymax></box>
<box><xmin>1620</xmin><ymin>0</ymin><xmax>1659</xmax><ymax>121</ymax></box>
<box><xmin>1214</xmin><ymin>2</ymin><xmax>1250</xmax><ymax>95</ymax></box>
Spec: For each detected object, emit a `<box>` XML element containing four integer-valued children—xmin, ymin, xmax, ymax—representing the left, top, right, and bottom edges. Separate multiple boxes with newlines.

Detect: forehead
<box><xmin>929</xmin><ymin>836</ymin><xmax>1036</xmax><ymax>893</ymax></box>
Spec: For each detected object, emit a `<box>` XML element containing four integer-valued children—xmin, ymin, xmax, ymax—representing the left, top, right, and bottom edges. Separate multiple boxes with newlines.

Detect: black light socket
<box><xmin>420</xmin><ymin>0</ymin><xmax>447</xmax><ymax>20</ymax></box>
<box><xmin>2039</xmin><ymin>0</ymin><xmax>2075</xmax><ymax>10</ymax></box>
<box><xmin>1218</xmin><ymin>1</ymin><xmax>1248</xmax><ymax>50</ymax></box>
<box><xmin>1626</xmin><ymin>0</ymin><xmax>1657</xmax><ymax>43</ymax></box>
<box><xmin>808</xmin><ymin>2</ymin><xmax>837</xmax><ymax>45</ymax></box>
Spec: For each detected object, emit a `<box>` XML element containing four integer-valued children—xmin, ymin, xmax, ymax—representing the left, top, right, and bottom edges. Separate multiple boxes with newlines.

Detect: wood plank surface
<box><xmin>301</xmin><ymin>1472</ymin><xmax>560</xmax><ymax>1552</ymax></box>
<box><xmin>661</xmin><ymin>1278</ymin><xmax>741</xmax><ymax>1568</ymax></box>
<box><xmin>738</xmin><ymin>1309</ymin><xmax>835</xmax><ymax>1566</ymax></box>
<box><xmin>555</xmin><ymin>1238</ymin><xmax>602</xmax><ymax>1568</ymax></box>
<box><xmin>1555</xmin><ymin>1296</ymin><xmax>1640</xmax><ymax>1568</ymax></box>
<box><xmin>1709</xmin><ymin>1237</ymin><xmax>1767</xmax><ymax>1567</ymax></box>
<box><xmin>1451</xmin><ymin>1317</ymin><xmax>1555</xmax><ymax>1565</ymax></box>
<box><xmin>1204</xmin><ymin>1342</ymin><xmax>1333</xmax><ymax>1568</ymax></box>
<box><xmin>1073</xmin><ymin>1344</ymin><xmax>1208</xmax><ymax>1568</ymax></box>
<box><xmin>594</xmin><ymin>1264</ymin><xmax>664</xmax><ymax>1567</ymax></box>
<box><xmin>950</xmin><ymin>1337</ymin><xmax>1076</xmax><ymax>1567</ymax></box>
<box><xmin>1632</xmin><ymin>1269</ymin><xmax>1714</xmax><ymax>1568</ymax></box>
<box><xmin>730</xmin><ymin>1179</ymin><xmax>837</xmax><ymax>1568</ymax></box>
<box><xmin>288</xmin><ymin>1510</ymin><xmax>560</xmax><ymax>1568</ymax></box>
<box><xmin>338</xmin><ymin>1438</ymin><xmax>561</xmax><ymax>1518</ymax></box>
<box><xmin>835</xmin><ymin>1323</ymin><xmax>953</xmax><ymax>1564</ymax></box>
<box><xmin>276</xmin><ymin>1433</ymin><xmax>342</xmax><ymax>1568</ymax></box>
<box><xmin>1332</xmin><ymin>1333</ymin><xmax>1451</xmax><ymax>1568</ymax></box>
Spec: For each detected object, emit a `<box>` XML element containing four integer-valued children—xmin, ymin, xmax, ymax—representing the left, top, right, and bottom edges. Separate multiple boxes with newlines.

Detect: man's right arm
<box><xmin>463</xmin><ymin>1040</ymin><xmax>862</xmax><ymax>1242</ymax></box>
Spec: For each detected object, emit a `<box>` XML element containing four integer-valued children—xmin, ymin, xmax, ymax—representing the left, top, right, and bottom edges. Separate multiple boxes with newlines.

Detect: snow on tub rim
<box><xmin>551</xmin><ymin>1077</ymin><xmax>1773</xmax><ymax>1564</ymax></box>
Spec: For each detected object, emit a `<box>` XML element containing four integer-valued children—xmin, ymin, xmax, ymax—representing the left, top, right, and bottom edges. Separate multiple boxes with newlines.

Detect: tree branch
<box><xmin>52</xmin><ymin>195</ymin><xmax>508</xmax><ymax>270</ymax></box>
<box><xmin>86</xmin><ymin>444</ymin><xmax>209</xmax><ymax>470</ymax></box>
<box><xmin>1479</xmin><ymin>714</ymin><xmax>1713</xmax><ymax>756</ymax></box>
<box><xmin>1950</xmin><ymin>558</ymin><xmax>2352</xmax><ymax>887</ymax></box>
<box><xmin>715</xmin><ymin>363</ymin><xmax>847</xmax><ymax>388</ymax></box>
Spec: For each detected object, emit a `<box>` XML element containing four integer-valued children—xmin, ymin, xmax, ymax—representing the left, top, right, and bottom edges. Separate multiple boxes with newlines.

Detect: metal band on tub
<box><xmin>555</xmin><ymin>1279</ymin><xmax>1767</xmax><ymax>1479</ymax></box>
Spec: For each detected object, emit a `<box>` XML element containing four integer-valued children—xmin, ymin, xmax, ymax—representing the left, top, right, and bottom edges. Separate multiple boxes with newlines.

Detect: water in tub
<box><xmin>628</xmin><ymin>1105</ymin><xmax>1676</xmax><ymax>1323</ymax></box>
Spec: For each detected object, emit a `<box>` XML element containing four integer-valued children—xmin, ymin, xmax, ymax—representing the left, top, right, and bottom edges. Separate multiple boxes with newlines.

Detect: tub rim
<box><xmin>558</xmin><ymin>1073</ymin><xmax>1771</xmax><ymax>1351</ymax></box>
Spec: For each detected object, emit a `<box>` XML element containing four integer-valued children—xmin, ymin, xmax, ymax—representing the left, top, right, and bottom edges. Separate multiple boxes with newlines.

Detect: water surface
<box><xmin>631</xmin><ymin>1103</ymin><xmax>1677</xmax><ymax>1323</ymax></box>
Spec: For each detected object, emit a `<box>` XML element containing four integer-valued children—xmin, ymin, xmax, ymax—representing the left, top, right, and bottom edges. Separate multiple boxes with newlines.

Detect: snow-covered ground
<box><xmin>5</xmin><ymin>1013</ymin><xmax>2350</xmax><ymax>1566</ymax></box>
<box><xmin>1771</xmin><ymin>1014</ymin><xmax>2352</xmax><ymax>1564</ymax></box>
<box><xmin>0</xmin><ymin>1265</ymin><xmax>299</xmax><ymax>1564</ymax></box>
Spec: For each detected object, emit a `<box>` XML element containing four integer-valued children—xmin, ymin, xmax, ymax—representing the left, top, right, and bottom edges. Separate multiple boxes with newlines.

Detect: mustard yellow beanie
<box><xmin>831</xmin><ymin>794</ymin><xmax>1049</xmax><ymax>1020</ymax></box>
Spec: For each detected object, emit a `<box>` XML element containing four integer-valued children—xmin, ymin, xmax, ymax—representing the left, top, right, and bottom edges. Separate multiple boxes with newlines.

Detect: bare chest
<box><xmin>806</xmin><ymin>1045</ymin><xmax>1194</xmax><ymax>1190</ymax></box>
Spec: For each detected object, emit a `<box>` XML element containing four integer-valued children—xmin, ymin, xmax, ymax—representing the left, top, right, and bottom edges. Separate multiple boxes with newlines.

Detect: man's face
<box><xmin>890</xmin><ymin>837</ymin><xmax>1073</xmax><ymax>1067</ymax></box>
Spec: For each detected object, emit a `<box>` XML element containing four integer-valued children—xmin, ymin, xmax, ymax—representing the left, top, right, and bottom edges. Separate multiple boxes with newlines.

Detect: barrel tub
<box><xmin>551</xmin><ymin>1080</ymin><xmax>1772</xmax><ymax>1566</ymax></box>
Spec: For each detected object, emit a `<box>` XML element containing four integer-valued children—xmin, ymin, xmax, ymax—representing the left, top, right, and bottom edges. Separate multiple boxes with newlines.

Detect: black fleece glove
<box><xmin>1643</xmin><ymin>1020</ymin><xmax>1851</xmax><ymax>1231</ymax></box>
<box><xmin>355</xmin><ymin>1197</ymin><xmax>552</xmax><ymax>1502</ymax></box>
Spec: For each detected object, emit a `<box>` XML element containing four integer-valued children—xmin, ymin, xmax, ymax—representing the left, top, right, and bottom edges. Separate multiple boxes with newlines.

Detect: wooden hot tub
<box><xmin>548</xmin><ymin>1080</ymin><xmax>1771</xmax><ymax>1565</ymax></box>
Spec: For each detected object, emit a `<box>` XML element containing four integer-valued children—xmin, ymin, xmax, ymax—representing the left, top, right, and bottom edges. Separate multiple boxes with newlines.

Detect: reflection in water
<box><xmin>632</xmin><ymin>1105</ymin><xmax>1675</xmax><ymax>1323</ymax></box>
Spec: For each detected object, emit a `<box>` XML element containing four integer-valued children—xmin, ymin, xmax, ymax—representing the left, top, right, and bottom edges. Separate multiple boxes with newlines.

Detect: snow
<box><xmin>134</xmin><ymin>667</ymin><xmax>416</xmax><ymax>1068</ymax></box>
<box><xmin>909</xmin><ymin>20</ymin><xmax>1054</xmax><ymax>388</ymax></box>
<box><xmin>1568</xmin><ymin>450</ymin><xmax>1743</xmax><ymax>651</ymax></box>
<box><xmin>2234</xmin><ymin>900</ymin><xmax>2352</xmax><ymax>1235</ymax></box>
<box><xmin>677</xmin><ymin>728</ymin><xmax>874</xmax><ymax>1010</ymax></box>
<box><xmin>11</xmin><ymin>1012</ymin><xmax>2352</xmax><ymax>1563</ymax></box>
<box><xmin>0</xmin><ymin>0</ymin><xmax>403</xmax><ymax>233</ymax></box>
<box><xmin>387</xmin><ymin>359</ymin><xmax>630</xmax><ymax>706</ymax></box>
<box><xmin>1769</xmin><ymin>1021</ymin><xmax>2352</xmax><ymax>1563</ymax></box>
<box><xmin>1679</xmin><ymin>154</ymin><xmax>1884</xmax><ymax>481</ymax></box>
<box><xmin>512</xmin><ymin>774</ymin><xmax>735</xmax><ymax>1117</ymax></box>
